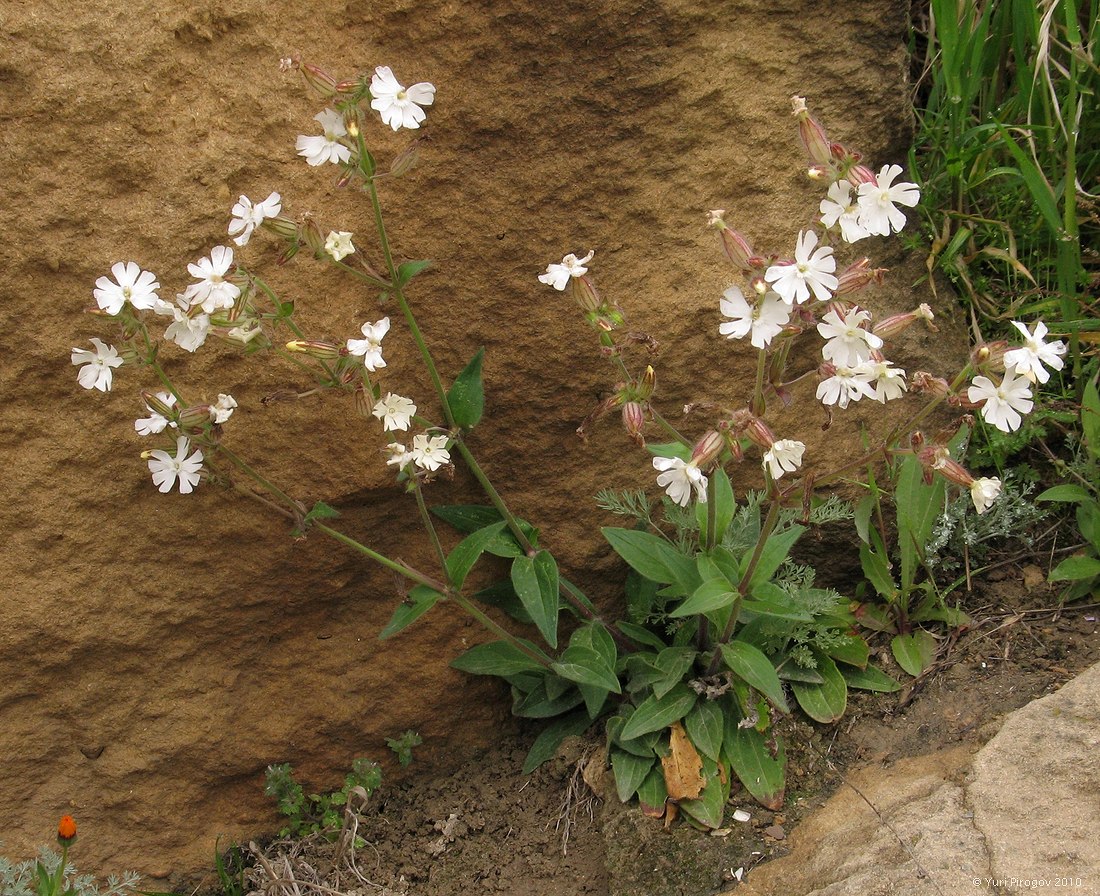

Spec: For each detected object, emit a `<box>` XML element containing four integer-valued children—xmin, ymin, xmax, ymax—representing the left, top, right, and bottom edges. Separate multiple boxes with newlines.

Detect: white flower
<box><xmin>538</xmin><ymin>250</ymin><xmax>595</xmax><ymax>291</ymax></box>
<box><xmin>212</xmin><ymin>393</ymin><xmax>237</xmax><ymax>424</ymax></box>
<box><xmin>817</xmin><ymin>307</ymin><xmax>883</xmax><ymax>367</ymax></box>
<box><xmin>154</xmin><ymin>296</ymin><xmax>211</xmax><ymax>353</ymax></box>
<box><xmin>856</xmin><ymin>164</ymin><xmax>920</xmax><ymax>236</ymax></box>
<box><xmin>968</xmin><ymin>367</ymin><xmax>1034</xmax><ymax>433</ymax></box>
<box><xmin>860</xmin><ymin>359</ymin><xmax>908</xmax><ymax>403</ymax></box>
<box><xmin>93</xmin><ymin>262</ymin><xmax>160</xmax><ymax>315</ymax></box>
<box><xmin>652</xmin><ymin>456</ymin><xmax>708</xmax><ymax>507</ymax></box>
<box><xmin>146</xmin><ymin>436</ymin><xmax>204</xmax><ymax>494</ymax></box>
<box><xmin>764</xmin><ymin>230</ymin><xmax>838</xmax><ymax>305</ymax></box>
<box><xmin>816</xmin><ymin>365</ymin><xmax>876</xmax><ymax>408</ymax></box>
<box><xmin>225</xmin><ymin>321</ymin><xmax>265</xmax><ymax>346</ymax></box>
<box><xmin>346</xmin><ymin>317</ymin><xmax>390</xmax><ymax>372</ymax></box>
<box><xmin>819</xmin><ymin>180</ymin><xmax>870</xmax><ymax>243</ymax></box>
<box><xmin>370</xmin><ymin>66</ymin><xmax>436</xmax><ymax>131</ymax></box>
<box><xmin>719</xmin><ymin>286</ymin><xmax>791</xmax><ymax>349</ymax></box>
<box><xmin>970</xmin><ymin>477</ymin><xmax>1002</xmax><ymax>514</ymax></box>
<box><xmin>385</xmin><ymin>442</ymin><xmax>413</xmax><ymax>468</ymax></box>
<box><xmin>324</xmin><ymin>231</ymin><xmax>356</xmax><ymax>262</ymax></box>
<box><xmin>228</xmin><ymin>192</ymin><xmax>282</xmax><ymax>247</ymax></box>
<box><xmin>411</xmin><ymin>433</ymin><xmax>451</xmax><ymax>471</ymax></box>
<box><xmin>71</xmin><ymin>338</ymin><xmax>123</xmax><ymax>392</ymax></box>
<box><xmin>372</xmin><ymin>393</ymin><xmax>416</xmax><ymax>432</ymax></box>
<box><xmin>762</xmin><ymin>439</ymin><xmax>806</xmax><ymax>479</ymax></box>
<box><xmin>1003</xmin><ymin>320</ymin><xmax>1066</xmax><ymax>384</ymax></box>
<box><xmin>184</xmin><ymin>246</ymin><xmax>240</xmax><ymax>313</ymax></box>
<box><xmin>135</xmin><ymin>392</ymin><xmax>177</xmax><ymax>436</ymax></box>
<box><xmin>296</xmin><ymin>108</ymin><xmax>353</xmax><ymax>167</ymax></box>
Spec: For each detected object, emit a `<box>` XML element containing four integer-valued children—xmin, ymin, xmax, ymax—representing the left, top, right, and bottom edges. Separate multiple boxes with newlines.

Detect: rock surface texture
<box><xmin>0</xmin><ymin>0</ymin><xmax>967</xmax><ymax>879</ymax></box>
<box><xmin>732</xmin><ymin>662</ymin><xmax>1100</xmax><ymax>896</ymax></box>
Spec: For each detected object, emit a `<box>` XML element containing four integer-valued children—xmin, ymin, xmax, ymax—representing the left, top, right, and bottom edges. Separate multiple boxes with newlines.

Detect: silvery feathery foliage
<box><xmin>0</xmin><ymin>847</ymin><xmax>140</xmax><ymax>896</ymax></box>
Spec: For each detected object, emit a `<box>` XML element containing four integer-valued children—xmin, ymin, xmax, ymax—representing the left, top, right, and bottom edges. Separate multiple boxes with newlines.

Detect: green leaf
<box><xmin>646</xmin><ymin>442</ymin><xmax>691</xmax><ymax>460</ymax></box>
<box><xmin>625</xmin><ymin>567</ymin><xmax>660</xmax><ymax>622</ymax></box>
<box><xmin>379</xmin><ymin>585</ymin><xmax>444</xmax><ymax>639</ymax></box>
<box><xmin>636</xmin><ymin>764</ymin><xmax>669</xmax><ymax>814</ymax></box>
<box><xmin>552</xmin><ymin>646</ymin><xmax>622</xmax><ymax>693</ymax></box>
<box><xmin>891</xmin><ymin>630</ymin><xmax>938</xmax><ymax>677</ymax></box>
<box><xmin>825</xmin><ymin>634</ymin><xmax>870</xmax><ymax>669</ymax></box>
<box><xmin>471</xmin><ymin>580</ymin><xmax>532</xmax><ymax>624</ymax></box>
<box><xmin>304</xmin><ymin>500</ymin><xmax>340</xmax><ymax>522</ymax></box>
<box><xmin>619</xmin><ymin>684</ymin><xmax>697</xmax><ymax>741</ymax></box>
<box><xmin>860</xmin><ymin>538</ymin><xmax>898</xmax><ymax>601</ymax></box>
<box><xmin>1083</xmin><ymin>379</ymin><xmax>1100</xmax><ymax>456</ymax></box>
<box><xmin>602</xmin><ymin>527</ymin><xmax>697</xmax><ymax>593</ymax></box>
<box><xmin>684</xmin><ymin>700</ymin><xmax>724</xmax><ymax>761</ymax></box>
<box><xmin>670</xmin><ymin>577</ymin><xmax>738</xmax><ymax>618</ymax></box>
<box><xmin>446</xmin><ymin>347</ymin><xmax>485</xmax><ymax>429</ymax></box>
<box><xmin>720</xmin><ymin>641</ymin><xmax>789</xmax><ymax>713</ymax></box>
<box><xmin>513</xmin><ymin>678</ymin><xmax>584</xmax><ymax>718</ymax></box>
<box><xmin>451</xmin><ymin>640</ymin><xmax>547</xmax><ymax>678</ymax></box>
<box><xmin>511</xmin><ymin>552</ymin><xmax>560</xmax><ymax>648</ymax></box>
<box><xmin>741</xmin><ymin>582</ymin><xmax>816</xmax><ymax>623</ymax></box>
<box><xmin>744</xmin><ymin>524</ymin><xmax>805</xmax><ymax>592</ymax></box>
<box><xmin>723</xmin><ymin>723</ymin><xmax>785</xmax><ymax>810</ymax></box>
<box><xmin>522</xmin><ymin>709</ymin><xmax>592</xmax><ymax>773</ymax></box>
<box><xmin>679</xmin><ymin>773</ymin><xmax>728</xmax><ymax>829</ymax></box>
<box><xmin>1049</xmin><ymin>555</ymin><xmax>1100</xmax><ymax>582</ymax></box>
<box><xmin>615</xmin><ymin>621</ymin><xmax>667</xmax><ymax>651</ymax></box>
<box><xmin>446</xmin><ymin>521</ymin><xmax>508</xmax><ymax>588</ymax></box>
<box><xmin>790</xmin><ymin>653</ymin><xmax>847</xmax><ymax>723</ymax></box>
<box><xmin>853</xmin><ymin>493</ymin><xmax>874</xmax><ymax>544</ymax></box>
<box><xmin>1036</xmin><ymin>484</ymin><xmax>1092</xmax><ymax>503</ymax></box>
<box><xmin>896</xmin><ymin>454</ymin><xmax>945</xmax><ymax>590</ymax></box>
<box><xmin>395</xmin><ymin>258</ymin><xmax>433</xmax><ymax>288</ymax></box>
<box><xmin>652</xmin><ymin>646</ymin><xmax>698</xmax><ymax>699</ymax></box>
<box><xmin>612</xmin><ymin>750</ymin><xmax>656</xmax><ymax>802</ymax></box>
<box><xmin>696</xmin><ymin>468</ymin><xmax>734</xmax><ymax>544</ymax></box>
<box><xmin>841</xmin><ymin>665</ymin><xmax>901</xmax><ymax>693</ymax></box>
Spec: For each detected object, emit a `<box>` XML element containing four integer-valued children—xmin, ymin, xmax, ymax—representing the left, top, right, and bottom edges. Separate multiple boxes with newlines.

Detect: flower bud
<box><xmin>263</xmin><ymin>215</ymin><xmax>301</xmax><ymax>241</ymax></box>
<box><xmin>301</xmin><ymin>216</ymin><xmax>327</xmax><ymax>256</ymax></box>
<box><xmin>707</xmin><ymin>211</ymin><xmax>756</xmax><ymax>271</ymax></box>
<box><xmin>300</xmin><ymin>62</ymin><xmax>339</xmax><ymax>98</ymax></box>
<box><xmin>807</xmin><ymin>165</ymin><xmax>828</xmax><ymax>180</ymax></box>
<box><xmin>835</xmin><ymin>258</ymin><xmax>887</xmax><ymax>296</ymax></box>
<box><xmin>343</xmin><ymin>110</ymin><xmax>360</xmax><ymax>139</ymax></box>
<box><xmin>636</xmin><ymin>365</ymin><xmax>656</xmax><ymax>400</ymax></box>
<box><xmin>971</xmin><ymin>340</ymin><xmax>1008</xmax><ymax>372</ymax></box>
<box><xmin>690</xmin><ymin>430</ymin><xmax>724</xmax><ymax>469</ymax></box>
<box><xmin>622</xmin><ymin>401</ymin><xmax>646</xmax><ymax>445</ymax></box>
<box><xmin>141</xmin><ymin>389</ymin><xmax>176</xmax><ymax>420</ymax></box>
<box><xmin>744</xmin><ymin>417</ymin><xmax>776</xmax><ymax>450</ymax></box>
<box><xmin>569</xmin><ymin>274</ymin><xmax>601</xmax><ymax>314</ymax></box>
<box><xmin>286</xmin><ymin>340</ymin><xmax>343</xmax><ymax>360</ymax></box>
<box><xmin>846</xmin><ymin>164</ymin><xmax>877</xmax><ymax>188</ymax></box>
<box><xmin>57</xmin><ymin>815</ymin><xmax>77</xmax><ymax>846</ymax></box>
<box><xmin>177</xmin><ymin>404</ymin><xmax>214</xmax><ymax>432</ymax></box>
<box><xmin>910</xmin><ymin>371</ymin><xmax>950</xmax><ymax>397</ymax></box>
<box><xmin>791</xmin><ymin>95</ymin><xmax>833</xmax><ymax>168</ymax></box>
<box><xmin>335</xmin><ymin>78</ymin><xmax>362</xmax><ymax>94</ymax></box>
<box><xmin>389</xmin><ymin>138</ymin><xmax>423</xmax><ymax>178</ymax></box>
<box><xmin>749</xmin><ymin>275</ymin><xmax>768</xmax><ymax>296</ymax></box>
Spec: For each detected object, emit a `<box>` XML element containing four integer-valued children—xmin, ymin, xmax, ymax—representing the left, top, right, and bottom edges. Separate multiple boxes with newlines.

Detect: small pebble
<box><xmin>764</xmin><ymin>824</ymin><xmax>786</xmax><ymax>840</ymax></box>
<box><xmin>733</xmin><ymin>809</ymin><xmax>752</xmax><ymax>823</ymax></box>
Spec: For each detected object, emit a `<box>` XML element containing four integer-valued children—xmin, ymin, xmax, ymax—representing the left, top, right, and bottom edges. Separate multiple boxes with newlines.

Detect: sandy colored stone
<box><xmin>0</xmin><ymin>0</ymin><xmax>966</xmax><ymax>881</ymax></box>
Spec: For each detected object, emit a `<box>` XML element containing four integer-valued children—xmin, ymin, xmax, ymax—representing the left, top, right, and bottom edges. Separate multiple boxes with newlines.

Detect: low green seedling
<box><xmin>264</xmin><ymin>759</ymin><xmax>381</xmax><ymax>838</ymax></box>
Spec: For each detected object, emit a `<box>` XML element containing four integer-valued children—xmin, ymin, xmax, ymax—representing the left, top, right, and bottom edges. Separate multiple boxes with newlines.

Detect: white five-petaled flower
<box><xmin>93</xmin><ymin>262</ymin><xmax>160</xmax><ymax>315</ymax></box>
<box><xmin>1003</xmin><ymin>320</ymin><xmax>1066</xmax><ymax>384</ymax></box>
<box><xmin>856</xmin><ymin>164</ymin><xmax>921</xmax><ymax>236</ymax></box>
<box><xmin>154</xmin><ymin>296</ymin><xmax>211</xmax><ymax>353</ymax></box>
<box><xmin>538</xmin><ymin>250</ymin><xmax>595</xmax><ymax>291</ymax></box>
<box><xmin>373</xmin><ymin>393</ymin><xmax>417</xmax><ymax>432</ymax></box>
<box><xmin>71</xmin><ymin>338</ymin><xmax>123</xmax><ymax>392</ymax></box>
<box><xmin>296</xmin><ymin>108</ymin><xmax>353</xmax><ymax>167</ymax></box>
<box><xmin>346</xmin><ymin>317</ymin><xmax>390</xmax><ymax>372</ymax></box>
<box><xmin>819</xmin><ymin>180</ymin><xmax>870</xmax><ymax>244</ymax></box>
<box><xmin>762</xmin><ymin>439</ymin><xmax>806</xmax><ymax>480</ymax></box>
<box><xmin>970</xmin><ymin>477</ymin><xmax>1002</xmax><ymax>514</ymax></box>
<box><xmin>228</xmin><ymin>192</ymin><xmax>282</xmax><ymax>247</ymax></box>
<box><xmin>967</xmin><ymin>367</ymin><xmax>1034</xmax><ymax>433</ymax></box>
<box><xmin>385</xmin><ymin>442</ymin><xmax>414</xmax><ymax>468</ymax></box>
<box><xmin>652</xmin><ymin>456</ymin><xmax>708</xmax><ymax>508</ymax></box>
<box><xmin>212</xmin><ymin>393</ymin><xmax>237</xmax><ymax>425</ymax></box>
<box><xmin>324</xmin><ymin>231</ymin><xmax>356</xmax><ymax>262</ymax></box>
<box><xmin>370</xmin><ymin>66</ymin><xmax>436</xmax><ymax>131</ymax></box>
<box><xmin>135</xmin><ymin>391</ymin><xmax>177</xmax><ymax>436</ymax></box>
<box><xmin>816</xmin><ymin>364</ymin><xmax>876</xmax><ymax>408</ymax></box>
<box><xmin>764</xmin><ymin>230</ymin><xmax>838</xmax><ymax>305</ymax></box>
<box><xmin>719</xmin><ymin>286</ymin><xmax>791</xmax><ymax>349</ymax></box>
<box><xmin>862</xmin><ymin>359</ymin><xmax>908</xmax><ymax>403</ymax></box>
<box><xmin>411</xmin><ymin>433</ymin><xmax>451</xmax><ymax>471</ymax></box>
<box><xmin>817</xmin><ymin>307</ymin><xmax>883</xmax><ymax>367</ymax></box>
<box><xmin>184</xmin><ymin>246</ymin><xmax>240</xmax><ymax>313</ymax></box>
<box><xmin>146</xmin><ymin>436</ymin><xmax>204</xmax><ymax>494</ymax></box>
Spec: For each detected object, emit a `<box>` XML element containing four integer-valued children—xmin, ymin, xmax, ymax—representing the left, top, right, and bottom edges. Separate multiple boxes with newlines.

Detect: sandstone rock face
<box><xmin>0</xmin><ymin>0</ymin><xmax>966</xmax><ymax>879</ymax></box>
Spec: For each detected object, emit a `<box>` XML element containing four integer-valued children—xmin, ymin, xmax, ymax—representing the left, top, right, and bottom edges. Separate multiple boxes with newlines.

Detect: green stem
<box><xmin>217</xmin><ymin>445</ymin><xmax>305</xmax><ymax>513</ymax></box>
<box><xmin>751</xmin><ymin>347</ymin><xmax>768</xmax><ymax>417</ymax></box>
<box><xmin>649</xmin><ymin>408</ymin><xmax>691</xmax><ymax>445</ymax></box>
<box><xmin>413</xmin><ymin>479</ymin><xmax>450</xmax><ymax>581</ymax></box>
<box><xmin>449</xmin><ymin>592</ymin><xmax>554</xmax><ymax>667</ymax></box>
<box><xmin>314</xmin><ymin>521</ymin><xmax>449</xmax><ymax>593</ymax></box>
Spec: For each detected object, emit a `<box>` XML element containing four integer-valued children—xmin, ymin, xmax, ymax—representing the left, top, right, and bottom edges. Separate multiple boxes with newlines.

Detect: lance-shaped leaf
<box><xmin>612</xmin><ymin>749</ymin><xmax>656</xmax><ymax>803</ymax></box>
<box><xmin>522</xmin><ymin>709</ymin><xmax>592</xmax><ymax>774</ymax></box>
<box><xmin>451</xmin><ymin>639</ymin><xmax>548</xmax><ymax>678</ymax></box>
<box><xmin>511</xmin><ymin>551</ymin><xmax>560</xmax><ymax>648</ymax></box>
<box><xmin>552</xmin><ymin>645</ymin><xmax>621</xmax><ymax>693</ymax></box>
<box><xmin>670</xmin><ymin>577</ymin><xmax>738</xmax><ymax>618</ymax></box>
<box><xmin>395</xmin><ymin>258</ymin><xmax>433</xmax><ymax>288</ymax></box>
<box><xmin>619</xmin><ymin>683</ymin><xmax>697</xmax><ymax>741</ymax></box>
<box><xmin>791</xmin><ymin>653</ymin><xmax>847</xmax><ymax>723</ymax></box>
<box><xmin>891</xmin><ymin>630</ymin><xmax>938</xmax><ymax>677</ymax></box>
<box><xmin>446</xmin><ymin>521</ymin><xmax>508</xmax><ymax>588</ymax></box>
<box><xmin>724</xmin><ymin>725</ymin><xmax>786</xmax><ymax>810</ymax></box>
<box><xmin>602</xmin><ymin>527</ymin><xmax>697</xmax><ymax>593</ymax></box>
<box><xmin>720</xmin><ymin>641</ymin><xmax>789</xmax><ymax>713</ymax></box>
<box><xmin>380</xmin><ymin>585</ymin><xmax>444</xmax><ymax>639</ymax></box>
<box><xmin>446</xmin><ymin>348</ymin><xmax>485</xmax><ymax>429</ymax></box>
<box><xmin>684</xmin><ymin>699</ymin><xmax>724</xmax><ymax>762</ymax></box>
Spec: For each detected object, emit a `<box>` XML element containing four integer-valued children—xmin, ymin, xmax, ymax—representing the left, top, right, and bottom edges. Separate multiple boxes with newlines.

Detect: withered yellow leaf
<box><xmin>661</xmin><ymin>721</ymin><xmax>705</xmax><ymax>801</ymax></box>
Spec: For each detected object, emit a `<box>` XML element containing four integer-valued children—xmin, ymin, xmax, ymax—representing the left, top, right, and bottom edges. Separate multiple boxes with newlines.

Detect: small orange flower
<box><xmin>57</xmin><ymin>815</ymin><xmax>77</xmax><ymax>844</ymax></box>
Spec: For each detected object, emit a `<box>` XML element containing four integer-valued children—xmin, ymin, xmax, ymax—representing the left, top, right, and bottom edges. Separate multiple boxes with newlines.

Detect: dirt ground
<box><xmin>220</xmin><ymin>565</ymin><xmax>1098</xmax><ymax>896</ymax></box>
